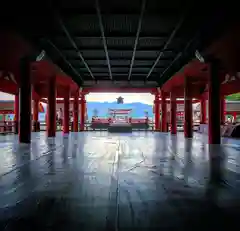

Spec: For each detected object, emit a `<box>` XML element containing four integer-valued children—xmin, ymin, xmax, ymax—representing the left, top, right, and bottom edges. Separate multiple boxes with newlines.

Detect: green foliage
<box><xmin>226</xmin><ymin>93</ymin><xmax>240</xmax><ymax>101</ymax></box>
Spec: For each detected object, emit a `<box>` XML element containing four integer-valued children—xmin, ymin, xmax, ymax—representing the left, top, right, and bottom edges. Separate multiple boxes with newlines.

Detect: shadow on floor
<box><xmin>0</xmin><ymin>132</ymin><xmax>240</xmax><ymax>230</ymax></box>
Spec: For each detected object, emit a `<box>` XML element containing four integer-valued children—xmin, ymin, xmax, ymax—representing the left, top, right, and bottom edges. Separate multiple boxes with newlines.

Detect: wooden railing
<box><xmin>0</xmin><ymin>121</ymin><xmax>200</xmax><ymax>135</ymax></box>
<box><xmin>0</xmin><ymin>121</ymin><xmax>15</xmax><ymax>134</ymax></box>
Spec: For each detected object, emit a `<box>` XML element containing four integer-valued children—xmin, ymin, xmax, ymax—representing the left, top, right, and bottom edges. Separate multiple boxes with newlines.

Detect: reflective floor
<box><xmin>0</xmin><ymin>132</ymin><xmax>240</xmax><ymax>230</ymax></box>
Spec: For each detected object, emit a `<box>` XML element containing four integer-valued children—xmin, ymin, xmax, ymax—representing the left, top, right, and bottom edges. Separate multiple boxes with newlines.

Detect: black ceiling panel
<box><xmin>3</xmin><ymin>0</ymin><xmax>232</xmax><ymax>87</ymax></box>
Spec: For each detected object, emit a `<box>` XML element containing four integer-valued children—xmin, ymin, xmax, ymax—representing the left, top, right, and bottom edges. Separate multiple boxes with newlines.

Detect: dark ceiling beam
<box><xmin>60</xmin><ymin>47</ymin><xmax>176</xmax><ymax>52</ymax></box>
<box><xmin>84</xmin><ymin>73</ymin><xmax>157</xmax><ymax>76</ymax></box>
<box><xmin>96</xmin><ymin>0</ymin><xmax>112</xmax><ymax>80</ymax></box>
<box><xmin>57</xmin><ymin>16</ymin><xmax>96</xmax><ymax>80</ymax></box>
<box><xmin>128</xmin><ymin>0</ymin><xmax>146</xmax><ymax>81</ymax></box>
<box><xmin>80</xmin><ymin>70</ymin><xmax>161</xmax><ymax>74</ymax></box>
<box><xmin>145</xmin><ymin>16</ymin><xmax>185</xmax><ymax>80</ymax></box>
<box><xmin>76</xmin><ymin>65</ymin><xmax>165</xmax><ymax>68</ymax></box>
<box><xmin>159</xmin><ymin>31</ymin><xmax>200</xmax><ymax>86</ymax></box>
<box><xmin>61</xmin><ymin>11</ymin><xmax>180</xmax><ymax>16</ymax></box>
<box><xmin>68</xmin><ymin>57</ymin><xmax>172</xmax><ymax>61</ymax></box>
<box><xmin>45</xmin><ymin>39</ymin><xmax>83</xmax><ymax>83</ymax></box>
<box><xmin>55</xmin><ymin>34</ymin><xmax>174</xmax><ymax>39</ymax></box>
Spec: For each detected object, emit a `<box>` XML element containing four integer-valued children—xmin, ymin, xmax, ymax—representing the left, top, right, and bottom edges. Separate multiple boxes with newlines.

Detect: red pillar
<box><xmin>63</xmin><ymin>88</ymin><xmax>70</xmax><ymax>134</ymax></box>
<box><xmin>208</xmin><ymin>61</ymin><xmax>221</xmax><ymax>144</ymax></box>
<box><xmin>233</xmin><ymin>112</ymin><xmax>237</xmax><ymax>122</ymax></box>
<box><xmin>184</xmin><ymin>77</ymin><xmax>193</xmax><ymax>138</ymax></box>
<box><xmin>33</xmin><ymin>98</ymin><xmax>39</xmax><ymax>132</ymax></box>
<box><xmin>80</xmin><ymin>94</ymin><xmax>86</xmax><ymax>131</ymax></box>
<box><xmin>220</xmin><ymin>97</ymin><xmax>225</xmax><ymax>125</ymax></box>
<box><xmin>200</xmin><ymin>97</ymin><xmax>206</xmax><ymax>124</ymax></box>
<box><xmin>19</xmin><ymin>57</ymin><xmax>31</xmax><ymax>143</ymax></box>
<box><xmin>73</xmin><ymin>90</ymin><xmax>79</xmax><ymax>132</ymax></box>
<box><xmin>154</xmin><ymin>94</ymin><xmax>160</xmax><ymax>131</ymax></box>
<box><xmin>14</xmin><ymin>94</ymin><xmax>19</xmax><ymax>134</ymax></box>
<box><xmin>161</xmin><ymin>91</ymin><xmax>167</xmax><ymax>132</ymax></box>
<box><xmin>170</xmin><ymin>92</ymin><xmax>177</xmax><ymax>134</ymax></box>
<box><xmin>47</xmin><ymin>76</ymin><xmax>56</xmax><ymax>137</ymax></box>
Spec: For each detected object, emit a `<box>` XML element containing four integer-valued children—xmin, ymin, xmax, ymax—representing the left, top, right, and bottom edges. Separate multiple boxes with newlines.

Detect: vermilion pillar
<box><xmin>170</xmin><ymin>92</ymin><xmax>177</xmax><ymax>134</ymax></box>
<box><xmin>161</xmin><ymin>91</ymin><xmax>167</xmax><ymax>132</ymax></box>
<box><xmin>73</xmin><ymin>90</ymin><xmax>79</xmax><ymax>132</ymax></box>
<box><xmin>63</xmin><ymin>88</ymin><xmax>70</xmax><ymax>134</ymax></box>
<box><xmin>220</xmin><ymin>97</ymin><xmax>225</xmax><ymax>125</ymax></box>
<box><xmin>208</xmin><ymin>61</ymin><xmax>221</xmax><ymax>144</ymax></box>
<box><xmin>200</xmin><ymin>97</ymin><xmax>206</xmax><ymax>124</ymax></box>
<box><xmin>33</xmin><ymin>98</ymin><xmax>39</xmax><ymax>132</ymax></box>
<box><xmin>14</xmin><ymin>94</ymin><xmax>19</xmax><ymax>134</ymax></box>
<box><xmin>19</xmin><ymin>57</ymin><xmax>31</xmax><ymax>143</ymax></box>
<box><xmin>80</xmin><ymin>94</ymin><xmax>86</xmax><ymax>131</ymax></box>
<box><xmin>233</xmin><ymin>112</ymin><xmax>237</xmax><ymax>122</ymax></box>
<box><xmin>184</xmin><ymin>77</ymin><xmax>193</xmax><ymax>138</ymax></box>
<box><xmin>154</xmin><ymin>94</ymin><xmax>160</xmax><ymax>131</ymax></box>
<box><xmin>47</xmin><ymin>76</ymin><xmax>56</xmax><ymax>137</ymax></box>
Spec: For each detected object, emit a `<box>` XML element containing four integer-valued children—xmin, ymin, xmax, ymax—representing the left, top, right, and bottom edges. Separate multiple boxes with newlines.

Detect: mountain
<box><xmin>3</xmin><ymin>102</ymin><xmax>153</xmax><ymax>122</ymax></box>
<box><xmin>35</xmin><ymin>102</ymin><xmax>153</xmax><ymax>121</ymax></box>
<box><xmin>86</xmin><ymin>102</ymin><xmax>153</xmax><ymax>118</ymax></box>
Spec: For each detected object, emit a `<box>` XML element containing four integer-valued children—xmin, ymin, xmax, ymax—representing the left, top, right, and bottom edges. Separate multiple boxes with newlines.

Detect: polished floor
<box><xmin>0</xmin><ymin>132</ymin><xmax>240</xmax><ymax>230</ymax></box>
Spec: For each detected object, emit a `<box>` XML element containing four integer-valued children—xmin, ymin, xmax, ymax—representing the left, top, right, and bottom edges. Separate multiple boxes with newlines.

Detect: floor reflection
<box><xmin>183</xmin><ymin>139</ymin><xmax>193</xmax><ymax>186</ymax></box>
<box><xmin>169</xmin><ymin>135</ymin><xmax>177</xmax><ymax>178</ymax></box>
<box><xmin>61</xmin><ymin>137</ymin><xmax>69</xmax><ymax>166</ymax></box>
<box><xmin>208</xmin><ymin>145</ymin><xmax>226</xmax><ymax>186</ymax></box>
<box><xmin>0</xmin><ymin>132</ymin><xmax>240</xmax><ymax>230</ymax></box>
<box><xmin>15</xmin><ymin>145</ymin><xmax>31</xmax><ymax>180</ymax></box>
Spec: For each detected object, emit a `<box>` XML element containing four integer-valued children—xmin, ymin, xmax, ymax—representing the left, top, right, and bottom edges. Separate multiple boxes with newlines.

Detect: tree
<box><xmin>226</xmin><ymin>93</ymin><xmax>240</xmax><ymax>101</ymax></box>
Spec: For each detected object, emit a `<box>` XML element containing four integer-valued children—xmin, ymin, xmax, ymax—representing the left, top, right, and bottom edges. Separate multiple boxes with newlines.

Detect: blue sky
<box><xmin>0</xmin><ymin>92</ymin><xmax>154</xmax><ymax>105</ymax></box>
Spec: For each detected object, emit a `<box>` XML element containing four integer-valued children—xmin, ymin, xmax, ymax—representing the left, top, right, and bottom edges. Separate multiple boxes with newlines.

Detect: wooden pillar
<box><xmin>19</xmin><ymin>57</ymin><xmax>31</xmax><ymax>143</ymax></box>
<box><xmin>233</xmin><ymin>112</ymin><xmax>237</xmax><ymax>122</ymax></box>
<box><xmin>184</xmin><ymin>77</ymin><xmax>193</xmax><ymax>138</ymax></box>
<box><xmin>220</xmin><ymin>97</ymin><xmax>225</xmax><ymax>125</ymax></box>
<box><xmin>208</xmin><ymin>61</ymin><xmax>221</xmax><ymax>144</ymax></box>
<box><xmin>14</xmin><ymin>94</ymin><xmax>19</xmax><ymax>134</ymax></box>
<box><xmin>161</xmin><ymin>91</ymin><xmax>167</xmax><ymax>132</ymax></box>
<box><xmin>154</xmin><ymin>94</ymin><xmax>160</xmax><ymax>131</ymax></box>
<box><xmin>33</xmin><ymin>98</ymin><xmax>40</xmax><ymax>132</ymax></box>
<box><xmin>200</xmin><ymin>97</ymin><xmax>206</xmax><ymax>124</ymax></box>
<box><xmin>80</xmin><ymin>94</ymin><xmax>86</xmax><ymax>131</ymax></box>
<box><xmin>47</xmin><ymin>76</ymin><xmax>56</xmax><ymax>137</ymax></box>
<box><xmin>63</xmin><ymin>88</ymin><xmax>70</xmax><ymax>134</ymax></box>
<box><xmin>73</xmin><ymin>90</ymin><xmax>79</xmax><ymax>132</ymax></box>
<box><xmin>170</xmin><ymin>92</ymin><xmax>177</xmax><ymax>134</ymax></box>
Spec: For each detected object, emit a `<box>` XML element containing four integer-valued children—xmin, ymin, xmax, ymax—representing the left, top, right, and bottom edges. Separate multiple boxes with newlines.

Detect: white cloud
<box><xmin>0</xmin><ymin>91</ymin><xmax>154</xmax><ymax>105</ymax></box>
<box><xmin>0</xmin><ymin>92</ymin><xmax>14</xmax><ymax>100</ymax></box>
<box><xmin>86</xmin><ymin>93</ymin><xmax>154</xmax><ymax>105</ymax></box>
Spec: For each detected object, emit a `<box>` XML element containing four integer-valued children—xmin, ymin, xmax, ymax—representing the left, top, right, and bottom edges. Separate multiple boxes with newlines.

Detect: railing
<box><xmin>0</xmin><ymin>121</ymin><xmax>15</xmax><ymax>134</ymax></box>
<box><xmin>0</xmin><ymin>121</ymin><xmax>199</xmax><ymax>135</ymax></box>
<box><xmin>87</xmin><ymin>121</ymin><xmax>155</xmax><ymax>131</ymax></box>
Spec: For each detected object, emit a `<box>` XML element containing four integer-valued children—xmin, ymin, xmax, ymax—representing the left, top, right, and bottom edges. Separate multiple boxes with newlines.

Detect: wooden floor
<box><xmin>0</xmin><ymin>132</ymin><xmax>240</xmax><ymax>230</ymax></box>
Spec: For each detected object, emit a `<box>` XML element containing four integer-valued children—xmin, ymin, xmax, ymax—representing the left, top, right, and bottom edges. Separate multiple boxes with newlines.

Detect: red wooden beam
<box><xmin>54</xmin><ymin>98</ymin><xmax>200</xmax><ymax>104</ymax></box>
<box><xmin>0</xmin><ymin>32</ymin><xmax>33</xmax><ymax>84</ymax></box>
<box><xmin>206</xmin><ymin>24</ymin><xmax>240</xmax><ymax>73</ymax></box>
<box><xmin>32</xmin><ymin>61</ymin><xmax>78</xmax><ymax>92</ymax></box>
<box><xmin>83</xmin><ymin>87</ymin><xmax>156</xmax><ymax>94</ymax></box>
<box><xmin>0</xmin><ymin>110</ymin><xmax>14</xmax><ymax>114</ymax></box>
<box><xmin>0</xmin><ymin>79</ymin><xmax>18</xmax><ymax>94</ymax></box>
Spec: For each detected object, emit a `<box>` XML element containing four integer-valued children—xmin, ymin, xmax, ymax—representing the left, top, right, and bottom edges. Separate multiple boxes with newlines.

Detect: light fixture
<box><xmin>36</xmin><ymin>50</ymin><xmax>46</xmax><ymax>61</ymax></box>
<box><xmin>195</xmin><ymin>50</ymin><xmax>205</xmax><ymax>63</ymax></box>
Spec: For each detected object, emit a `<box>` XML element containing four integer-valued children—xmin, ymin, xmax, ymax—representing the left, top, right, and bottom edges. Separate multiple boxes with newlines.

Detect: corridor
<box><xmin>0</xmin><ymin>132</ymin><xmax>240</xmax><ymax>230</ymax></box>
